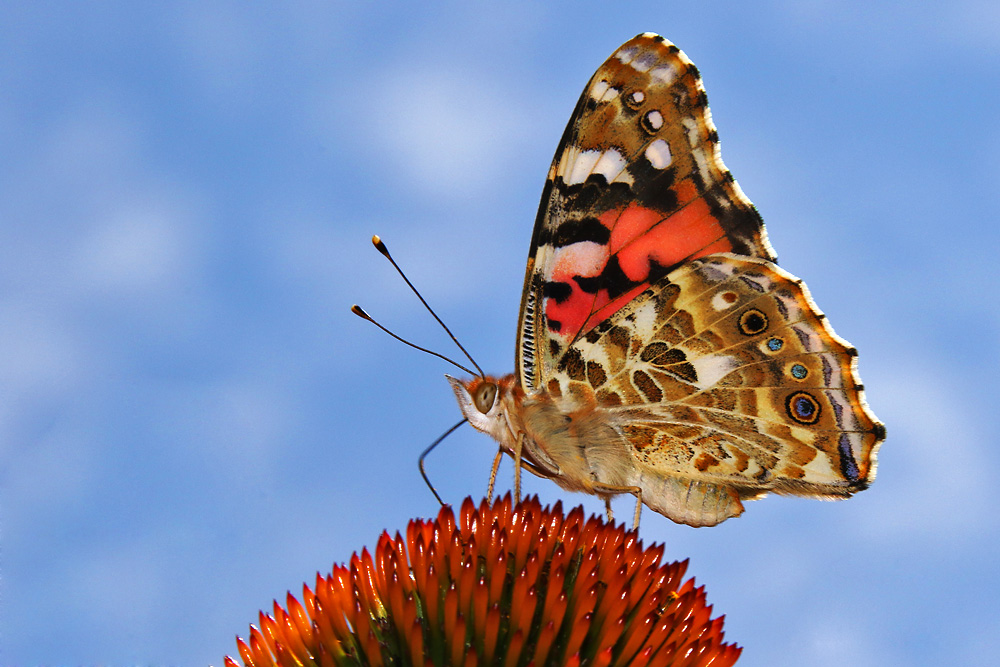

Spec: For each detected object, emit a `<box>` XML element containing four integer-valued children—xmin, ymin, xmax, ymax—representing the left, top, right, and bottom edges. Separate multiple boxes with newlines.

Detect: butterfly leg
<box><xmin>486</xmin><ymin>447</ymin><xmax>503</xmax><ymax>502</ymax></box>
<box><xmin>513</xmin><ymin>432</ymin><xmax>525</xmax><ymax>504</ymax></box>
<box><xmin>594</xmin><ymin>483</ymin><xmax>643</xmax><ymax>530</ymax></box>
<box><xmin>631</xmin><ymin>493</ymin><xmax>642</xmax><ymax>531</ymax></box>
<box><xmin>604</xmin><ymin>497</ymin><xmax>614</xmax><ymax>522</ymax></box>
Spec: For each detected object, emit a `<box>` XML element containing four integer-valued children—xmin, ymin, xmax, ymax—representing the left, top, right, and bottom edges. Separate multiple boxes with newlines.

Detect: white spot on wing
<box><xmin>644</xmin><ymin>139</ymin><xmax>672</xmax><ymax>169</ymax></box>
<box><xmin>632</xmin><ymin>52</ymin><xmax>657</xmax><ymax>73</ymax></box>
<box><xmin>590</xmin><ymin>80</ymin><xmax>610</xmax><ymax>101</ymax></box>
<box><xmin>616</xmin><ymin>45</ymin><xmax>639</xmax><ymax>64</ymax></box>
<box><xmin>562</xmin><ymin>148</ymin><xmax>631</xmax><ymax>185</ymax></box>
<box><xmin>565</xmin><ymin>149</ymin><xmax>601</xmax><ymax>185</ymax></box>
<box><xmin>650</xmin><ymin>64</ymin><xmax>679</xmax><ymax>85</ymax></box>
<box><xmin>599</xmin><ymin>86</ymin><xmax>620</xmax><ymax>103</ymax></box>
<box><xmin>691</xmin><ymin>146</ymin><xmax>710</xmax><ymax>183</ymax></box>
<box><xmin>554</xmin><ymin>145</ymin><xmax>578</xmax><ymax>181</ymax></box>
<box><xmin>690</xmin><ymin>354</ymin><xmax>740</xmax><ymax>389</ymax></box>
<box><xmin>632</xmin><ymin>300</ymin><xmax>658</xmax><ymax>334</ymax></box>
<box><xmin>593</xmin><ymin>149</ymin><xmax>628</xmax><ymax>183</ymax></box>
<box><xmin>645</xmin><ymin>110</ymin><xmax>663</xmax><ymax>130</ymax></box>
<box><xmin>548</xmin><ymin>241</ymin><xmax>607</xmax><ymax>279</ymax></box>
<box><xmin>710</xmin><ymin>291</ymin><xmax>737</xmax><ymax>312</ymax></box>
<box><xmin>682</xmin><ymin>117</ymin><xmax>700</xmax><ymax>146</ymax></box>
<box><xmin>681</xmin><ymin>117</ymin><xmax>713</xmax><ymax>182</ymax></box>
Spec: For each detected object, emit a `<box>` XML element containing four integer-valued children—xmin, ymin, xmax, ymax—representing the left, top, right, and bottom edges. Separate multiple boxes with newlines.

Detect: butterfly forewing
<box><xmin>517</xmin><ymin>33</ymin><xmax>776</xmax><ymax>392</ymax></box>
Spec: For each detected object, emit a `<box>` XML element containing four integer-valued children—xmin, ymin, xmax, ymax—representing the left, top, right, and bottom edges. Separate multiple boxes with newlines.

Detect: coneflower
<box><xmin>226</xmin><ymin>495</ymin><xmax>740</xmax><ymax>666</ymax></box>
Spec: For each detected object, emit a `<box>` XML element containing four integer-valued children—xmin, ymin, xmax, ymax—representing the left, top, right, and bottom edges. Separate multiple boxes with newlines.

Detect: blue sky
<box><xmin>2</xmin><ymin>2</ymin><xmax>999</xmax><ymax>665</ymax></box>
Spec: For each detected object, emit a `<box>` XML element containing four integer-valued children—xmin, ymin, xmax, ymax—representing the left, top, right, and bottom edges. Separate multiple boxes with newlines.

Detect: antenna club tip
<box><xmin>351</xmin><ymin>304</ymin><xmax>371</xmax><ymax>319</ymax></box>
<box><xmin>371</xmin><ymin>235</ymin><xmax>390</xmax><ymax>257</ymax></box>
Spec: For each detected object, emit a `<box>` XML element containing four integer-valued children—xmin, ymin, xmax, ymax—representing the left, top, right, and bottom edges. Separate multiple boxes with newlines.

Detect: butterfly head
<box><xmin>446</xmin><ymin>374</ymin><xmax>518</xmax><ymax>446</ymax></box>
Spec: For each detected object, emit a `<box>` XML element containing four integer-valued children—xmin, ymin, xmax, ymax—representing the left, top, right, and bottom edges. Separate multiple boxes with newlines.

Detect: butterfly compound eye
<box><xmin>474</xmin><ymin>382</ymin><xmax>498</xmax><ymax>413</ymax></box>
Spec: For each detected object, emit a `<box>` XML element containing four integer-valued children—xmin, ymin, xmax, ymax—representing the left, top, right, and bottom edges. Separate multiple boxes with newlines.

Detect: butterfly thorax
<box><xmin>447</xmin><ymin>373</ymin><xmax>639</xmax><ymax>496</ymax></box>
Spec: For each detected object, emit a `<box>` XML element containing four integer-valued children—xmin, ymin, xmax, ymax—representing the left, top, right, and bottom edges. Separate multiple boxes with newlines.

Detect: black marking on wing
<box><xmin>543</xmin><ymin>281</ymin><xmax>573</xmax><ymax>304</ymax></box>
<box><xmin>549</xmin><ymin>217</ymin><xmax>611</xmax><ymax>248</ymax></box>
<box><xmin>574</xmin><ymin>255</ymin><xmax>629</xmax><ymax>298</ymax></box>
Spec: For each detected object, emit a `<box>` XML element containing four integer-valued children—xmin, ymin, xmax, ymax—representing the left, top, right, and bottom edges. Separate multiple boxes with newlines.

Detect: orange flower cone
<box><xmin>226</xmin><ymin>495</ymin><xmax>741</xmax><ymax>666</ymax></box>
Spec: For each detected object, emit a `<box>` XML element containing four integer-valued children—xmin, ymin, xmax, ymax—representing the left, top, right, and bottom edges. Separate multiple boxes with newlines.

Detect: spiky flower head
<box><xmin>226</xmin><ymin>495</ymin><xmax>740</xmax><ymax>666</ymax></box>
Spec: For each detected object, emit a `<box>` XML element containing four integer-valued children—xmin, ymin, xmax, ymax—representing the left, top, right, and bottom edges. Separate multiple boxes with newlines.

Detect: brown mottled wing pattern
<box><xmin>517</xmin><ymin>33</ymin><xmax>775</xmax><ymax>393</ymax></box>
<box><xmin>556</xmin><ymin>254</ymin><xmax>883</xmax><ymax>505</ymax></box>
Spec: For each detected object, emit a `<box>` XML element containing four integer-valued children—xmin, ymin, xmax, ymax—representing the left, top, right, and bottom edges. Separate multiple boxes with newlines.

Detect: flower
<box><xmin>226</xmin><ymin>495</ymin><xmax>741</xmax><ymax>666</ymax></box>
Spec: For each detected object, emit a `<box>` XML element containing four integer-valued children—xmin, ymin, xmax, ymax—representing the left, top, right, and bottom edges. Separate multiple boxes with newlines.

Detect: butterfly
<box><xmin>447</xmin><ymin>33</ymin><xmax>885</xmax><ymax>527</ymax></box>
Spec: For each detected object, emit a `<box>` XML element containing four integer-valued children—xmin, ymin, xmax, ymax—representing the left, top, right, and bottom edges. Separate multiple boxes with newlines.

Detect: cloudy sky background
<box><xmin>2</xmin><ymin>2</ymin><xmax>999</xmax><ymax>665</ymax></box>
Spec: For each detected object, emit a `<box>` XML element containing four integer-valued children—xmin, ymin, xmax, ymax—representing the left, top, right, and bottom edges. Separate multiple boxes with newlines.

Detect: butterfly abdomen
<box><xmin>519</xmin><ymin>394</ymin><xmax>637</xmax><ymax>495</ymax></box>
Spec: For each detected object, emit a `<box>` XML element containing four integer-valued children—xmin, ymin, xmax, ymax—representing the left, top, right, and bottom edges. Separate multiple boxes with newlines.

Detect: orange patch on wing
<box><xmin>613</xmin><ymin>199</ymin><xmax>731</xmax><ymax>281</ymax></box>
<box><xmin>545</xmin><ymin>286</ymin><xmax>605</xmax><ymax>342</ymax></box>
<box><xmin>604</xmin><ymin>205</ymin><xmax>662</xmax><ymax>254</ymax></box>
<box><xmin>544</xmin><ymin>194</ymin><xmax>734</xmax><ymax>341</ymax></box>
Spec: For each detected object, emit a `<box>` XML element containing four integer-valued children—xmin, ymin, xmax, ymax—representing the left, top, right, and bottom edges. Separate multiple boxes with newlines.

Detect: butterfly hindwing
<box><xmin>548</xmin><ymin>254</ymin><xmax>882</xmax><ymax>524</ymax></box>
<box><xmin>517</xmin><ymin>33</ymin><xmax>775</xmax><ymax>393</ymax></box>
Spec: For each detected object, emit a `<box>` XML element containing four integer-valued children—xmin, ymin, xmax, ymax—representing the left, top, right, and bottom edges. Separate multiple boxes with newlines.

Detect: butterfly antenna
<box><xmin>419</xmin><ymin>418</ymin><xmax>467</xmax><ymax>506</ymax></box>
<box><xmin>370</xmin><ymin>235</ymin><xmax>485</xmax><ymax>377</ymax></box>
<box><xmin>351</xmin><ymin>305</ymin><xmax>478</xmax><ymax>377</ymax></box>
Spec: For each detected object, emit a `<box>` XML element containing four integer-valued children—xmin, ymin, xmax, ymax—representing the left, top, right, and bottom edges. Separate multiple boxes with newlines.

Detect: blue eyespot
<box><xmin>795</xmin><ymin>396</ymin><xmax>814</xmax><ymax>417</ymax></box>
<box><xmin>786</xmin><ymin>391</ymin><xmax>821</xmax><ymax>424</ymax></box>
<box><xmin>791</xmin><ymin>363</ymin><xmax>807</xmax><ymax>379</ymax></box>
<box><xmin>767</xmin><ymin>338</ymin><xmax>783</xmax><ymax>351</ymax></box>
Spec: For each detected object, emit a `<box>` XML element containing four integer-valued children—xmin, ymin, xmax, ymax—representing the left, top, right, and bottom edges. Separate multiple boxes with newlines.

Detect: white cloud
<box><xmin>2</xmin><ymin>91</ymin><xmax>211</xmax><ymax>304</ymax></box>
<box><xmin>172</xmin><ymin>377</ymin><xmax>300</xmax><ymax>482</ymax></box>
<box><xmin>314</xmin><ymin>63</ymin><xmax>533</xmax><ymax>202</ymax></box>
<box><xmin>74</xmin><ymin>200</ymin><xmax>199</xmax><ymax>297</ymax></box>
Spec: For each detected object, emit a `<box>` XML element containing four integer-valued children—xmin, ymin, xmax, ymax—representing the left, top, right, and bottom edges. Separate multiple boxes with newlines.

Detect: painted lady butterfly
<box><xmin>447</xmin><ymin>33</ymin><xmax>885</xmax><ymax>527</ymax></box>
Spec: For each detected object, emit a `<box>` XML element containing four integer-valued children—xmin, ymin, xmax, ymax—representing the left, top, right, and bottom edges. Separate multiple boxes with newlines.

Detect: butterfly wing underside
<box><xmin>514</xmin><ymin>33</ymin><xmax>883</xmax><ymax>524</ymax></box>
